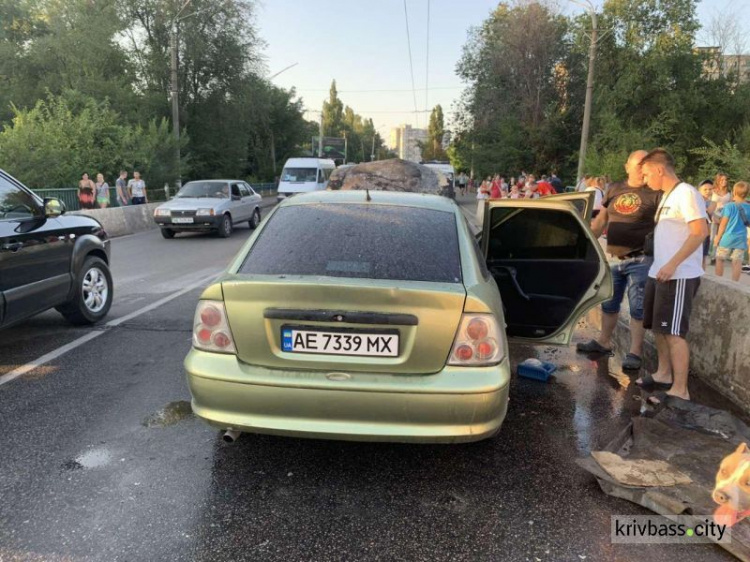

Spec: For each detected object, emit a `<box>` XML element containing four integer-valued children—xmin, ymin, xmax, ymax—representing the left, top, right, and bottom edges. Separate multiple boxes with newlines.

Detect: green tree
<box><xmin>0</xmin><ymin>0</ymin><xmax>136</xmax><ymax>123</ymax></box>
<box><xmin>322</xmin><ymin>80</ymin><xmax>344</xmax><ymax>137</ymax></box>
<box><xmin>422</xmin><ymin>105</ymin><xmax>447</xmax><ymax>161</ymax></box>
<box><xmin>320</xmin><ymin>80</ymin><xmax>384</xmax><ymax>163</ymax></box>
<box><xmin>0</xmin><ymin>91</ymin><xmax>186</xmax><ymax>189</ymax></box>
<box><xmin>454</xmin><ymin>2</ymin><xmax>570</xmax><ymax>177</ymax></box>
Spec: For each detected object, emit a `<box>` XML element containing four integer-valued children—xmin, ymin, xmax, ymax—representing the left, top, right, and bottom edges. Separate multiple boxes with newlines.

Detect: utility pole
<box><xmin>170</xmin><ymin>24</ymin><xmax>181</xmax><ymax>189</ymax></box>
<box><xmin>570</xmin><ymin>0</ymin><xmax>598</xmax><ymax>184</ymax></box>
<box><xmin>169</xmin><ymin>0</ymin><xmax>228</xmax><ymax>189</ymax></box>
<box><xmin>318</xmin><ymin>111</ymin><xmax>323</xmax><ymax>158</ymax></box>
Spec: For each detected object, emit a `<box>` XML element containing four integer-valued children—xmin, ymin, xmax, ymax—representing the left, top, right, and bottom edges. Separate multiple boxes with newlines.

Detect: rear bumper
<box><xmin>184</xmin><ymin>350</ymin><xmax>510</xmax><ymax>443</ymax></box>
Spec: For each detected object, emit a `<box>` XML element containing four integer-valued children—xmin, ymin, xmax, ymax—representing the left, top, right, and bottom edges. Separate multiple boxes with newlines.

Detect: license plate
<box><xmin>172</xmin><ymin>217</ymin><xmax>194</xmax><ymax>224</ymax></box>
<box><xmin>281</xmin><ymin>327</ymin><xmax>399</xmax><ymax>357</ymax></box>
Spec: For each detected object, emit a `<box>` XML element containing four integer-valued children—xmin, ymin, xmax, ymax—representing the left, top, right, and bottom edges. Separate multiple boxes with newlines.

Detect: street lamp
<box><xmin>569</xmin><ymin>0</ymin><xmax>598</xmax><ymax>184</ymax></box>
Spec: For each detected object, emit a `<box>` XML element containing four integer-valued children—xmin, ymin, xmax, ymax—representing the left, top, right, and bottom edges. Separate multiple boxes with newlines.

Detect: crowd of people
<box><xmin>77</xmin><ymin>170</ymin><xmax>148</xmax><ymax>209</ymax></box>
<box><xmin>457</xmin><ymin>149</ymin><xmax>749</xmax><ymax>407</ymax></box>
<box><xmin>573</xmin><ymin>148</ymin><xmax>749</xmax><ymax>410</ymax></box>
<box><xmin>455</xmin><ymin>171</ymin><xmax>565</xmax><ymax>201</ymax></box>
<box><xmin>458</xmin><ymin>164</ymin><xmax>750</xmax><ymax>283</ymax></box>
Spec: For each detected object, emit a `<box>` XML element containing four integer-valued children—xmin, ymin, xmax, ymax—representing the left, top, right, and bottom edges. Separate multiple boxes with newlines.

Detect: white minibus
<box><xmin>277</xmin><ymin>158</ymin><xmax>336</xmax><ymax>201</ymax></box>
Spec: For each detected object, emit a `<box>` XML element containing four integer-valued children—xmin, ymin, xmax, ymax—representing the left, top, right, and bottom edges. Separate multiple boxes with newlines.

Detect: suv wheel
<box><xmin>249</xmin><ymin>209</ymin><xmax>261</xmax><ymax>229</ymax></box>
<box><xmin>217</xmin><ymin>214</ymin><xmax>233</xmax><ymax>238</ymax></box>
<box><xmin>57</xmin><ymin>256</ymin><xmax>113</xmax><ymax>325</ymax></box>
<box><xmin>161</xmin><ymin>228</ymin><xmax>175</xmax><ymax>239</ymax></box>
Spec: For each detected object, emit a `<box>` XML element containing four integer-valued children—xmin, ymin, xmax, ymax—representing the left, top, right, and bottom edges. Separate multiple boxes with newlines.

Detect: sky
<box><xmin>256</xmin><ymin>0</ymin><xmax>749</xmax><ymax>142</ymax></box>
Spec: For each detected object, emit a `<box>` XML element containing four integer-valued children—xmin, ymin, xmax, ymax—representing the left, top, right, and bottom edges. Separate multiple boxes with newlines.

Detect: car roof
<box><xmin>283</xmin><ymin>158</ymin><xmax>336</xmax><ymax>167</ymax></box>
<box><xmin>281</xmin><ymin>190</ymin><xmax>457</xmax><ymax>212</ymax></box>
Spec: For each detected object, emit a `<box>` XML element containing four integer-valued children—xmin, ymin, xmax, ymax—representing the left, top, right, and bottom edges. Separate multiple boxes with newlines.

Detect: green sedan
<box><xmin>184</xmin><ymin>190</ymin><xmax>611</xmax><ymax>443</ymax></box>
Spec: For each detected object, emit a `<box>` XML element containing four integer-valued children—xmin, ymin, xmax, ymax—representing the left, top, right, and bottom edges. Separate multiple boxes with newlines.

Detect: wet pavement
<box><xmin>0</xmin><ymin>197</ymin><xmax>742</xmax><ymax>561</ymax></box>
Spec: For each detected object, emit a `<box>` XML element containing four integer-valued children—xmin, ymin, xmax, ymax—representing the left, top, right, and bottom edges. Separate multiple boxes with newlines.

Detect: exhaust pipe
<box><xmin>223</xmin><ymin>429</ymin><xmax>241</xmax><ymax>443</ymax></box>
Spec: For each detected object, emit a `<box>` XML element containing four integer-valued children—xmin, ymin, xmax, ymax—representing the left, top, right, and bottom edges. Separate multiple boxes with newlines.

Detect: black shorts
<box><xmin>642</xmin><ymin>277</ymin><xmax>700</xmax><ymax>338</ymax></box>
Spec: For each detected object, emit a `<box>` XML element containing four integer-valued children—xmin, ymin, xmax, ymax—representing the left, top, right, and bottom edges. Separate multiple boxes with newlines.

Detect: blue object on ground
<box><xmin>517</xmin><ymin>360</ymin><xmax>557</xmax><ymax>382</ymax></box>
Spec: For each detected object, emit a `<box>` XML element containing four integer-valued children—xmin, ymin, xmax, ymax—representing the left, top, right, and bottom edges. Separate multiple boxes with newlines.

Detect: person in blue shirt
<box><xmin>714</xmin><ymin>181</ymin><xmax>750</xmax><ymax>282</ymax></box>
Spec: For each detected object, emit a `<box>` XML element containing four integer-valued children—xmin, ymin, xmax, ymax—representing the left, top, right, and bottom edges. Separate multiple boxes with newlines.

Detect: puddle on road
<box><xmin>142</xmin><ymin>400</ymin><xmax>193</xmax><ymax>428</ymax></box>
<box><xmin>61</xmin><ymin>448</ymin><xmax>113</xmax><ymax>471</ymax></box>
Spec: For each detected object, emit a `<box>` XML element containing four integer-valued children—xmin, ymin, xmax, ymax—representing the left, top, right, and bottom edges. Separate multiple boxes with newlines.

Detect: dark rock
<box><xmin>328</xmin><ymin>159</ymin><xmax>448</xmax><ymax>194</ymax></box>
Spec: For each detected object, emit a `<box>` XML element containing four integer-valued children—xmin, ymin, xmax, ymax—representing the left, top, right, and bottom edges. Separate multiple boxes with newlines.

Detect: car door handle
<box><xmin>2</xmin><ymin>242</ymin><xmax>24</xmax><ymax>252</ymax></box>
<box><xmin>491</xmin><ymin>265</ymin><xmax>531</xmax><ymax>301</ymax></box>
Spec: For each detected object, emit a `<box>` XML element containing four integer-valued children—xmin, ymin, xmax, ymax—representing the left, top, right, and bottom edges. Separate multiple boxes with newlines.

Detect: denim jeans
<box><xmin>601</xmin><ymin>255</ymin><xmax>652</xmax><ymax>321</ymax></box>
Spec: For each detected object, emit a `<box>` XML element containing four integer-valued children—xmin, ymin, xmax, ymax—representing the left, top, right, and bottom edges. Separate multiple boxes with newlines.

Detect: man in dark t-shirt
<box><xmin>576</xmin><ymin>150</ymin><xmax>662</xmax><ymax>371</ymax></box>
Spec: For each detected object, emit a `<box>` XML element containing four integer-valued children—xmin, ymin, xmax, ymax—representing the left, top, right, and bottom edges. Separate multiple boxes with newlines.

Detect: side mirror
<box><xmin>44</xmin><ymin>197</ymin><xmax>65</xmax><ymax>218</ymax></box>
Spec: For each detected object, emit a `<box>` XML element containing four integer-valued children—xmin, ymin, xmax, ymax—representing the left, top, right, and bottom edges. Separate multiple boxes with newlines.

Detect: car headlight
<box><xmin>154</xmin><ymin>208</ymin><xmax>171</xmax><ymax>217</ymax></box>
<box><xmin>196</xmin><ymin>208</ymin><xmax>215</xmax><ymax>216</ymax></box>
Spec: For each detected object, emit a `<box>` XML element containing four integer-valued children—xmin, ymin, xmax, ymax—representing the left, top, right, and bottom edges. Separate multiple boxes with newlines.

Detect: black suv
<box><xmin>0</xmin><ymin>169</ymin><xmax>113</xmax><ymax>327</ymax></box>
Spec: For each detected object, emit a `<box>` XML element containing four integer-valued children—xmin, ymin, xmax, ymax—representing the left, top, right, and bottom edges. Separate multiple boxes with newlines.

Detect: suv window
<box><xmin>0</xmin><ymin>175</ymin><xmax>41</xmax><ymax>220</ymax></box>
<box><xmin>240</xmin><ymin>204</ymin><xmax>462</xmax><ymax>283</ymax></box>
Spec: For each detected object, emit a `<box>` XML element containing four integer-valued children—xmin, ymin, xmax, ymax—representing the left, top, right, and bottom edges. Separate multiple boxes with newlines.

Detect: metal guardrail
<box><xmin>34</xmin><ymin>186</ymin><xmax>169</xmax><ymax>211</ymax></box>
<box><xmin>33</xmin><ymin>188</ymin><xmax>81</xmax><ymax>210</ymax></box>
<box><xmin>34</xmin><ymin>182</ymin><xmax>278</xmax><ymax>211</ymax></box>
<box><xmin>249</xmin><ymin>183</ymin><xmax>277</xmax><ymax>197</ymax></box>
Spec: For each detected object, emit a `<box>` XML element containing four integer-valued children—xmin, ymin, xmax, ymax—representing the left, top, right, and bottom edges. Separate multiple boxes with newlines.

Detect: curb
<box><xmin>71</xmin><ymin>199</ymin><xmax>279</xmax><ymax>239</ymax></box>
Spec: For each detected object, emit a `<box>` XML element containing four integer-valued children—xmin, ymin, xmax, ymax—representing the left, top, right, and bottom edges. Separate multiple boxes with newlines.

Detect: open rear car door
<box><xmin>481</xmin><ymin>195</ymin><xmax>612</xmax><ymax>345</ymax></box>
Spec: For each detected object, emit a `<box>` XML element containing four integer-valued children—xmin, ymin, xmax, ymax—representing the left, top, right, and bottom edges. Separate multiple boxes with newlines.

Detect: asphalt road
<box><xmin>0</xmin><ymin>196</ymin><xmax>741</xmax><ymax>562</ymax></box>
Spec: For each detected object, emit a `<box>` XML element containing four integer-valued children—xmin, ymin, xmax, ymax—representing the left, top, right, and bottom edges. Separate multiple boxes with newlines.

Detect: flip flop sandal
<box><xmin>575</xmin><ymin>339</ymin><xmax>613</xmax><ymax>354</ymax></box>
<box><xmin>642</xmin><ymin>391</ymin><xmax>672</xmax><ymax>416</ymax></box>
<box><xmin>622</xmin><ymin>353</ymin><xmax>642</xmax><ymax>370</ymax></box>
<box><xmin>635</xmin><ymin>372</ymin><xmax>672</xmax><ymax>390</ymax></box>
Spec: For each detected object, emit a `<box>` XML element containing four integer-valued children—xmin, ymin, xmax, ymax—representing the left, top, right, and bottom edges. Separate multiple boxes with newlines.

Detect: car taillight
<box><xmin>448</xmin><ymin>313</ymin><xmax>504</xmax><ymax>366</ymax></box>
<box><xmin>192</xmin><ymin>300</ymin><xmax>236</xmax><ymax>354</ymax></box>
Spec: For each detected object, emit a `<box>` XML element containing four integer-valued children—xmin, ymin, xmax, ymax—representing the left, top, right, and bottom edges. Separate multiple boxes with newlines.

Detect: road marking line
<box><xmin>0</xmin><ymin>272</ymin><xmax>219</xmax><ymax>387</ymax></box>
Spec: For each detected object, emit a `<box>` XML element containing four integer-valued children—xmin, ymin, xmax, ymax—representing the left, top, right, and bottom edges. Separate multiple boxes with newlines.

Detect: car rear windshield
<box><xmin>240</xmin><ymin>203</ymin><xmax>462</xmax><ymax>283</ymax></box>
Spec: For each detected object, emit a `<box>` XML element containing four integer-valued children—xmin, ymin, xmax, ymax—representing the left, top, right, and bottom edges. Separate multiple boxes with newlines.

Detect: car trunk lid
<box><xmin>222</xmin><ymin>276</ymin><xmax>466</xmax><ymax>374</ymax></box>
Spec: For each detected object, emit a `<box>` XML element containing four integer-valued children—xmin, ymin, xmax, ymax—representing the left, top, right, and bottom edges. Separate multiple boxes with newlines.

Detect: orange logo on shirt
<box><xmin>613</xmin><ymin>193</ymin><xmax>642</xmax><ymax>215</ymax></box>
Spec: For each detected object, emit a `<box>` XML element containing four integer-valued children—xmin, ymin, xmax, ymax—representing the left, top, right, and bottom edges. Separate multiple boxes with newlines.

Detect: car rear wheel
<box><xmin>57</xmin><ymin>256</ymin><xmax>113</xmax><ymax>325</ymax></box>
<box><xmin>249</xmin><ymin>209</ymin><xmax>261</xmax><ymax>229</ymax></box>
<box><xmin>161</xmin><ymin>228</ymin><xmax>175</xmax><ymax>239</ymax></box>
<box><xmin>217</xmin><ymin>214</ymin><xmax>233</xmax><ymax>238</ymax></box>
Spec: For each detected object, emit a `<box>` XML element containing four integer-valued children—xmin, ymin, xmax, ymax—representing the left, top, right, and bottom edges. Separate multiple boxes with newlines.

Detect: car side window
<box><xmin>0</xmin><ymin>175</ymin><xmax>41</xmax><ymax>221</ymax></box>
<box><xmin>238</xmin><ymin>184</ymin><xmax>250</xmax><ymax>197</ymax></box>
<box><xmin>317</xmin><ymin>170</ymin><xmax>324</xmax><ymax>183</ymax></box>
<box><xmin>231</xmin><ymin>184</ymin><xmax>241</xmax><ymax>197</ymax></box>
<box><xmin>488</xmin><ymin>208</ymin><xmax>593</xmax><ymax>261</ymax></box>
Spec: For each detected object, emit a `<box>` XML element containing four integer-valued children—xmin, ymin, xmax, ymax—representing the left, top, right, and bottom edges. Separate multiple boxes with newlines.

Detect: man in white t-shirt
<box><xmin>127</xmin><ymin>171</ymin><xmax>148</xmax><ymax>205</ymax></box>
<box><xmin>637</xmin><ymin>148</ymin><xmax>708</xmax><ymax>404</ymax></box>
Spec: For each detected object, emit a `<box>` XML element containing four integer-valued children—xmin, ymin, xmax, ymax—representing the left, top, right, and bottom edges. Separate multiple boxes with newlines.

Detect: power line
<box><xmin>304</xmin><ymin>109</ymin><xmax>431</xmax><ymax>115</ymax></box>
<box><xmin>403</xmin><ymin>0</ymin><xmax>420</xmax><ymax>127</ymax></box>
<box><xmin>425</xmin><ymin>0</ymin><xmax>430</xmax><ymax>114</ymax></box>
<box><xmin>291</xmin><ymin>86</ymin><xmax>461</xmax><ymax>93</ymax></box>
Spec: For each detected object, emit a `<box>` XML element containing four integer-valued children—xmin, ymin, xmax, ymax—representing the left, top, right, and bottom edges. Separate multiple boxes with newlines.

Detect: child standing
<box><xmin>714</xmin><ymin>181</ymin><xmax>750</xmax><ymax>282</ymax></box>
<box><xmin>698</xmin><ymin>180</ymin><xmax>713</xmax><ymax>269</ymax></box>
